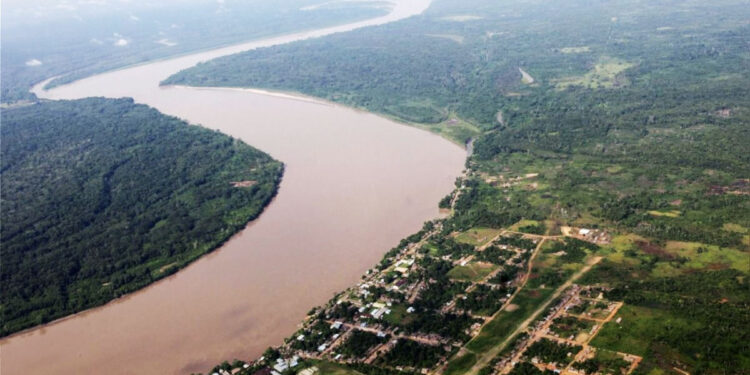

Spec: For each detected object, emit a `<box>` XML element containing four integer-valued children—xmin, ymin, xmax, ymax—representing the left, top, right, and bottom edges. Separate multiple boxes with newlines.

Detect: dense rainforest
<box><xmin>1</xmin><ymin>0</ymin><xmax>387</xmax><ymax>103</ymax></box>
<box><xmin>167</xmin><ymin>0</ymin><xmax>749</xmax><ymax>374</ymax></box>
<box><xmin>0</xmin><ymin>98</ymin><xmax>282</xmax><ymax>337</ymax></box>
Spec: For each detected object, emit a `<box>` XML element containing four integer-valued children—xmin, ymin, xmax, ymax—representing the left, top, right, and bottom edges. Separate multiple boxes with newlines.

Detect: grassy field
<box><xmin>315</xmin><ymin>361</ymin><xmax>365</xmax><ymax>375</ymax></box>
<box><xmin>444</xmin><ymin>351</ymin><xmax>478</xmax><ymax>375</ymax></box>
<box><xmin>648</xmin><ymin>210</ymin><xmax>682</xmax><ymax>218</ymax></box>
<box><xmin>554</xmin><ymin>57</ymin><xmax>634</xmax><ymax>89</ymax></box>
<box><xmin>590</xmin><ymin>305</ymin><xmax>697</xmax><ymax>366</ymax></box>
<box><xmin>448</xmin><ymin>262</ymin><xmax>498</xmax><ymax>282</ymax></box>
<box><xmin>466</xmin><ymin>287</ymin><xmax>555</xmax><ymax>353</ymax></box>
<box><xmin>383</xmin><ymin>304</ymin><xmax>411</xmax><ymax>326</ymax></box>
<box><xmin>664</xmin><ymin>241</ymin><xmax>749</xmax><ymax>272</ymax></box>
<box><xmin>548</xmin><ymin>316</ymin><xmax>597</xmax><ymax>343</ymax></box>
<box><xmin>454</xmin><ymin>228</ymin><xmax>504</xmax><ymax>247</ymax></box>
<box><xmin>508</xmin><ymin>219</ymin><xmax>541</xmax><ymax>232</ymax></box>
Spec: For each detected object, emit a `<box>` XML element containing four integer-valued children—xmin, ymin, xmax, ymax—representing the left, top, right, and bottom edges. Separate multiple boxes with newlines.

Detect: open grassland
<box><xmin>454</xmin><ymin>228</ymin><xmax>504</xmax><ymax>247</ymax></box>
<box><xmin>554</xmin><ymin>57</ymin><xmax>634</xmax><ymax>89</ymax></box>
<box><xmin>448</xmin><ymin>262</ymin><xmax>499</xmax><ymax>282</ymax></box>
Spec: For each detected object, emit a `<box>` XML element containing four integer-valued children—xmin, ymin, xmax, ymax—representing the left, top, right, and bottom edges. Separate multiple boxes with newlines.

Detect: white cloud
<box><xmin>129</xmin><ymin>14</ymin><xmax>139</xmax><ymax>21</ymax></box>
<box><xmin>25</xmin><ymin>59</ymin><xmax>43</xmax><ymax>66</ymax></box>
<box><xmin>90</xmin><ymin>38</ymin><xmax>104</xmax><ymax>44</ymax></box>
<box><xmin>114</xmin><ymin>38</ymin><xmax>128</xmax><ymax>46</ymax></box>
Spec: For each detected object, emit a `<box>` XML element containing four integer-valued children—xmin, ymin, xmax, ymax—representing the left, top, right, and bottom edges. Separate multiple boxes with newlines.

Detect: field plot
<box><xmin>455</xmin><ymin>228</ymin><xmax>505</xmax><ymax>247</ymax></box>
<box><xmin>554</xmin><ymin>57</ymin><xmax>634</xmax><ymax>89</ymax></box>
<box><xmin>448</xmin><ymin>262</ymin><xmax>499</xmax><ymax>282</ymax></box>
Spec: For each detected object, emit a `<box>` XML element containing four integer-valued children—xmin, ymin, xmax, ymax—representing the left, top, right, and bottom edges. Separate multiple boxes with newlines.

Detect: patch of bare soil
<box><xmin>716</xmin><ymin>108</ymin><xmax>732</xmax><ymax>118</ymax></box>
<box><xmin>636</xmin><ymin>241</ymin><xmax>674</xmax><ymax>260</ymax></box>
<box><xmin>707</xmin><ymin>263</ymin><xmax>730</xmax><ymax>270</ymax></box>
<box><xmin>231</xmin><ymin>180</ymin><xmax>257</xmax><ymax>188</ymax></box>
<box><xmin>708</xmin><ymin>179</ymin><xmax>750</xmax><ymax>195</ymax></box>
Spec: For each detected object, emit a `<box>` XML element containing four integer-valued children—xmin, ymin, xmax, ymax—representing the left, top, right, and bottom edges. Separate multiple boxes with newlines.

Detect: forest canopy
<box><xmin>0</xmin><ymin>98</ymin><xmax>282</xmax><ymax>336</ymax></box>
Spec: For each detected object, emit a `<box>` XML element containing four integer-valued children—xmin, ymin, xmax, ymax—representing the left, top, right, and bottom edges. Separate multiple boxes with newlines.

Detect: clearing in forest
<box><xmin>554</xmin><ymin>57</ymin><xmax>633</xmax><ymax>89</ymax></box>
<box><xmin>560</xmin><ymin>46</ymin><xmax>591</xmax><ymax>54</ymax></box>
<box><xmin>425</xmin><ymin>34</ymin><xmax>465</xmax><ymax>43</ymax></box>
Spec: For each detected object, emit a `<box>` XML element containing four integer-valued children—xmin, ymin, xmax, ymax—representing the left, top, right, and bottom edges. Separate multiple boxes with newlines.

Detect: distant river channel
<box><xmin>1</xmin><ymin>1</ymin><xmax>466</xmax><ymax>374</ymax></box>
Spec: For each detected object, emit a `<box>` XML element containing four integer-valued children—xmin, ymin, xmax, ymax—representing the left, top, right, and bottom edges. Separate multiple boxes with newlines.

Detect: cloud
<box><xmin>25</xmin><ymin>59</ymin><xmax>43</xmax><ymax>66</ymax></box>
<box><xmin>90</xmin><ymin>38</ymin><xmax>104</xmax><ymax>44</ymax></box>
<box><xmin>129</xmin><ymin>14</ymin><xmax>139</xmax><ymax>21</ymax></box>
<box><xmin>114</xmin><ymin>38</ymin><xmax>129</xmax><ymax>46</ymax></box>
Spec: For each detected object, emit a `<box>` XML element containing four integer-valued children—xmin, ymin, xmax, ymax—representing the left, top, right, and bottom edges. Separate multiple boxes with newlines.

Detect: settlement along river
<box><xmin>1</xmin><ymin>1</ymin><xmax>466</xmax><ymax>374</ymax></box>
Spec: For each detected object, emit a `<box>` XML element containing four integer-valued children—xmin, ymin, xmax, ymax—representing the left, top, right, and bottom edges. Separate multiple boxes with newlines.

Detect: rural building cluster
<box><xmin>209</xmin><ymin>213</ymin><xmax>641</xmax><ymax>375</ymax></box>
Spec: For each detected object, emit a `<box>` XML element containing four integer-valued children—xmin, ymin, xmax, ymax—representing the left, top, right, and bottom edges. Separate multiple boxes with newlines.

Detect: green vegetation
<box><xmin>592</xmin><ymin>270</ymin><xmax>750</xmax><ymax>373</ymax></box>
<box><xmin>444</xmin><ymin>352</ymin><xmax>477</xmax><ymax>375</ymax></box>
<box><xmin>338</xmin><ymin>331</ymin><xmax>386</xmax><ymax>358</ymax></box>
<box><xmin>508</xmin><ymin>362</ymin><xmax>555</xmax><ymax>375</ymax></box>
<box><xmin>553</xmin><ymin>57</ymin><xmax>634</xmax><ymax>90</ymax></box>
<box><xmin>572</xmin><ymin>350</ymin><xmax>630</xmax><ymax>375</ymax></box>
<box><xmin>524</xmin><ymin>338</ymin><xmax>581</xmax><ymax>365</ymax></box>
<box><xmin>447</xmin><ymin>262</ymin><xmax>498</xmax><ymax>282</ymax></box>
<box><xmin>466</xmin><ymin>287</ymin><xmax>554</xmax><ymax>354</ymax></box>
<box><xmin>0</xmin><ymin>98</ymin><xmax>282</xmax><ymax>337</ymax></box>
<box><xmin>377</xmin><ymin>340</ymin><xmax>446</xmax><ymax>369</ymax></box>
<box><xmin>548</xmin><ymin>316</ymin><xmax>595</xmax><ymax>341</ymax></box>
<box><xmin>454</xmin><ymin>228</ymin><xmax>503</xmax><ymax>247</ymax></box>
<box><xmin>456</xmin><ymin>284</ymin><xmax>509</xmax><ymax>316</ymax></box>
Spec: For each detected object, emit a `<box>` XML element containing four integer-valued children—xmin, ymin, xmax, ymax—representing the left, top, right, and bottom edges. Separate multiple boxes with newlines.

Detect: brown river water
<box><xmin>0</xmin><ymin>1</ymin><xmax>466</xmax><ymax>374</ymax></box>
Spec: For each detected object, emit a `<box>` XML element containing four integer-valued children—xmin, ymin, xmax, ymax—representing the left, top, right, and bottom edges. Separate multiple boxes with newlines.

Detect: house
<box><xmin>331</xmin><ymin>321</ymin><xmax>343</xmax><ymax>330</ymax></box>
<box><xmin>299</xmin><ymin>367</ymin><xmax>318</xmax><ymax>375</ymax></box>
<box><xmin>273</xmin><ymin>359</ymin><xmax>288</xmax><ymax>372</ymax></box>
<box><xmin>317</xmin><ymin>344</ymin><xmax>327</xmax><ymax>352</ymax></box>
<box><xmin>371</xmin><ymin>308</ymin><xmax>386</xmax><ymax>319</ymax></box>
<box><xmin>406</xmin><ymin>307</ymin><xmax>416</xmax><ymax>313</ymax></box>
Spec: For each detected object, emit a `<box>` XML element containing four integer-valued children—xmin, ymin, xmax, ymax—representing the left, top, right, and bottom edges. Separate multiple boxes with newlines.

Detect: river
<box><xmin>0</xmin><ymin>1</ymin><xmax>466</xmax><ymax>374</ymax></box>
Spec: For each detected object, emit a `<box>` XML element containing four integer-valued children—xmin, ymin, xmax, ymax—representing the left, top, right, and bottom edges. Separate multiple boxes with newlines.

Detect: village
<box><xmin>209</xmin><ymin>213</ymin><xmax>641</xmax><ymax>375</ymax></box>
